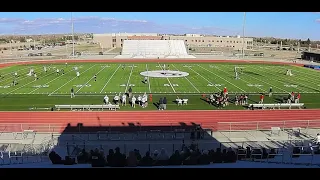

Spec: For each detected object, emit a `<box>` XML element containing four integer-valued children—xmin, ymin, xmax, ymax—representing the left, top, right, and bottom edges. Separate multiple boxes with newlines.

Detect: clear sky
<box><xmin>0</xmin><ymin>12</ymin><xmax>319</xmax><ymax>40</ymax></box>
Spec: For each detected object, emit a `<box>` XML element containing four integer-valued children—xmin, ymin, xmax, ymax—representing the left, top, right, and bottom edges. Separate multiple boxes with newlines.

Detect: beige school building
<box><xmin>93</xmin><ymin>33</ymin><xmax>253</xmax><ymax>51</ymax></box>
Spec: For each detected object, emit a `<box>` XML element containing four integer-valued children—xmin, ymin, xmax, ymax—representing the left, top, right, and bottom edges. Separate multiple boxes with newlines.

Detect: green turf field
<box><xmin>0</xmin><ymin>62</ymin><xmax>319</xmax><ymax>111</ymax></box>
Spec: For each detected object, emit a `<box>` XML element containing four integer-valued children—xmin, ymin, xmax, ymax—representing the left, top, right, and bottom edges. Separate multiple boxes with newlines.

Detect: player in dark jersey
<box><xmin>94</xmin><ymin>74</ymin><xmax>97</xmax><ymax>82</ymax></box>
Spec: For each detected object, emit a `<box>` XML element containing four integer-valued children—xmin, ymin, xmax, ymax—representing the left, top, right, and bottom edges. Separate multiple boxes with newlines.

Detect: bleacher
<box><xmin>1</xmin><ymin>125</ymin><xmax>320</xmax><ymax>167</ymax></box>
<box><xmin>115</xmin><ymin>40</ymin><xmax>195</xmax><ymax>59</ymax></box>
<box><xmin>55</xmin><ymin>104</ymin><xmax>120</xmax><ymax>111</ymax></box>
<box><xmin>249</xmin><ymin>103</ymin><xmax>304</xmax><ymax>109</ymax></box>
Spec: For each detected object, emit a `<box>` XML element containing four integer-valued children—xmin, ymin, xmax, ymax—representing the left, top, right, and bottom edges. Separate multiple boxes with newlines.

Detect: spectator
<box><xmin>152</xmin><ymin>150</ymin><xmax>159</xmax><ymax>160</ymax></box>
<box><xmin>49</xmin><ymin>151</ymin><xmax>63</xmax><ymax>164</ymax></box>
<box><xmin>107</xmin><ymin>149</ymin><xmax>114</xmax><ymax>166</ymax></box>
<box><xmin>127</xmin><ymin>151</ymin><xmax>138</xmax><ymax>167</ymax></box>
<box><xmin>246</xmin><ymin>147</ymin><xmax>251</xmax><ymax>158</ymax></box>
<box><xmin>169</xmin><ymin>150</ymin><xmax>182</xmax><ymax>165</ymax></box>
<box><xmin>214</xmin><ymin>148</ymin><xmax>222</xmax><ymax>163</ymax></box>
<box><xmin>77</xmin><ymin>149</ymin><xmax>89</xmax><ymax>164</ymax></box>
<box><xmin>134</xmin><ymin>149</ymin><xmax>142</xmax><ymax>161</ymax></box>
<box><xmin>184</xmin><ymin>150</ymin><xmax>199</xmax><ymax>165</ymax></box>
<box><xmin>112</xmin><ymin>147</ymin><xmax>126</xmax><ymax>167</ymax></box>
<box><xmin>222</xmin><ymin>149</ymin><xmax>228</xmax><ymax>162</ymax></box>
<box><xmin>262</xmin><ymin>148</ymin><xmax>268</xmax><ymax>159</ymax></box>
<box><xmin>157</xmin><ymin>148</ymin><xmax>169</xmax><ymax>165</ymax></box>
<box><xmin>139</xmin><ymin>151</ymin><xmax>153</xmax><ymax>166</ymax></box>
<box><xmin>226</xmin><ymin>148</ymin><xmax>237</xmax><ymax>163</ymax></box>
<box><xmin>198</xmin><ymin>150</ymin><xmax>211</xmax><ymax>165</ymax></box>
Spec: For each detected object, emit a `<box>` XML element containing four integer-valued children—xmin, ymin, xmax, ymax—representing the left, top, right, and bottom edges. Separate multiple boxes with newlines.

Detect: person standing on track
<box><xmin>71</xmin><ymin>87</ymin><xmax>75</xmax><ymax>98</ymax></box>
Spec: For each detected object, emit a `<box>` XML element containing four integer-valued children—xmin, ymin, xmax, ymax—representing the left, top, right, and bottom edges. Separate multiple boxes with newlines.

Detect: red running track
<box><xmin>0</xmin><ymin>110</ymin><xmax>320</xmax><ymax>132</ymax></box>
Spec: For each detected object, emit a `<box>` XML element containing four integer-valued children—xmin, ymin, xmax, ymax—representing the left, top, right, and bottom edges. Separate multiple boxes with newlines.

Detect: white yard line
<box><xmin>172</xmin><ymin>64</ymin><xmax>200</xmax><ymax>93</ymax></box>
<box><xmin>198</xmin><ymin>65</ymin><xmax>245</xmax><ymax>92</ymax></box>
<box><xmin>216</xmin><ymin>65</ymin><xmax>266</xmax><ymax>92</ymax></box>
<box><xmin>222</xmin><ymin>65</ymin><xmax>288</xmax><ymax>93</ymax></box>
<box><xmin>124</xmin><ymin>65</ymin><xmax>134</xmax><ymax>93</ymax></box>
<box><xmin>75</xmin><ymin>65</ymin><xmax>108</xmax><ymax>93</ymax></box>
<box><xmin>145</xmin><ymin>64</ymin><xmax>152</xmax><ymax>93</ymax></box>
<box><xmin>28</xmin><ymin>69</ymin><xmax>74</xmax><ymax>94</ymax></box>
<box><xmin>6</xmin><ymin>68</ymin><xmax>57</xmax><ymax>94</ymax></box>
<box><xmin>1</xmin><ymin>66</ymin><xmax>43</xmax><ymax>85</ymax></box>
<box><xmin>99</xmin><ymin>64</ymin><xmax>121</xmax><ymax>93</ymax></box>
<box><xmin>274</xmin><ymin>66</ymin><xmax>320</xmax><ymax>89</ymax></box>
<box><xmin>250</xmin><ymin>65</ymin><xmax>310</xmax><ymax>92</ymax></box>
<box><xmin>48</xmin><ymin>64</ymin><xmax>96</xmax><ymax>96</ymax></box>
<box><xmin>187</xmin><ymin>66</ymin><xmax>221</xmax><ymax>92</ymax></box>
<box><xmin>158</xmin><ymin>63</ymin><xmax>176</xmax><ymax>93</ymax></box>
<box><xmin>285</xmin><ymin>65</ymin><xmax>320</xmax><ymax>79</ymax></box>
<box><xmin>47</xmin><ymin>92</ymin><xmax>296</xmax><ymax>97</ymax></box>
<box><xmin>0</xmin><ymin>66</ymin><xmax>31</xmax><ymax>83</ymax></box>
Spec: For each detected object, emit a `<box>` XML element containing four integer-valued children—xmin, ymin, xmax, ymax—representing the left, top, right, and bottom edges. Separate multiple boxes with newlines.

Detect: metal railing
<box><xmin>0</xmin><ymin>120</ymin><xmax>320</xmax><ymax>133</ymax></box>
<box><xmin>216</xmin><ymin>120</ymin><xmax>320</xmax><ymax>131</ymax></box>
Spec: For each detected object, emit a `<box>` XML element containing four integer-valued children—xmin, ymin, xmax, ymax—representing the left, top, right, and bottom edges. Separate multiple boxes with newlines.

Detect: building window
<box><xmin>234</xmin><ymin>41</ymin><xmax>235</xmax><ymax>43</ymax></box>
<box><xmin>202</xmin><ymin>40</ymin><xmax>204</xmax><ymax>42</ymax></box>
<box><xmin>112</xmin><ymin>39</ymin><xmax>116</xmax><ymax>42</ymax></box>
<box><xmin>185</xmin><ymin>40</ymin><xmax>187</xmax><ymax>42</ymax></box>
<box><xmin>220</xmin><ymin>40</ymin><xmax>222</xmax><ymax>43</ymax></box>
<box><xmin>233</xmin><ymin>46</ymin><xmax>235</xmax><ymax>47</ymax></box>
<box><xmin>192</xmin><ymin>40</ymin><xmax>194</xmax><ymax>42</ymax></box>
<box><xmin>121</xmin><ymin>44</ymin><xmax>123</xmax><ymax>47</ymax></box>
<box><xmin>195</xmin><ymin>40</ymin><xmax>197</xmax><ymax>42</ymax></box>
<box><xmin>227</xmin><ymin>41</ymin><xmax>229</xmax><ymax>43</ymax></box>
<box><xmin>208</xmin><ymin>40</ymin><xmax>211</xmax><ymax>42</ymax></box>
<box><xmin>112</xmin><ymin>44</ymin><xmax>115</xmax><ymax>47</ymax></box>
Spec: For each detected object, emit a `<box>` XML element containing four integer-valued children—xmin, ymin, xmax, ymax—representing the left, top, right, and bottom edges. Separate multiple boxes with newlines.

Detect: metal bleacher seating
<box><xmin>115</xmin><ymin>40</ymin><xmax>195</xmax><ymax>59</ymax></box>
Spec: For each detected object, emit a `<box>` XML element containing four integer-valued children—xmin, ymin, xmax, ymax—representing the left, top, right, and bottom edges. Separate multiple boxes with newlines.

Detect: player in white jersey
<box><xmin>121</xmin><ymin>93</ymin><xmax>127</xmax><ymax>106</ymax></box>
<box><xmin>103</xmin><ymin>95</ymin><xmax>109</xmax><ymax>104</ymax></box>
<box><xmin>34</xmin><ymin>73</ymin><xmax>38</xmax><ymax>80</ymax></box>
<box><xmin>141</xmin><ymin>96</ymin><xmax>147</xmax><ymax>108</ymax></box>
<box><xmin>43</xmin><ymin>66</ymin><xmax>47</xmax><ymax>73</ymax></box>
<box><xmin>74</xmin><ymin>67</ymin><xmax>78</xmax><ymax>71</ymax></box>
<box><xmin>14</xmin><ymin>72</ymin><xmax>18</xmax><ymax>77</ymax></box>
<box><xmin>131</xmin><ymin>96</ymin><xmax>136</xmax><ymax>108</ymax></box>
<box><xmin>56</xmin><ymin>69</ymin><xmax>60</xmax><ymax>75</ymax></box>
<box><xmin>76</xmin><ymin>71</ymin><xmax>80</xmax><ymax>78</ymax></box>
<box><xmin>144</xmin><ymin>76</ymin><xmax>148</xmax><ymax>84</ymax></box>
<box><xmin>113</xmin><ymin>94</ymin><xmax>120</xmax><ymax>105</ymax></box>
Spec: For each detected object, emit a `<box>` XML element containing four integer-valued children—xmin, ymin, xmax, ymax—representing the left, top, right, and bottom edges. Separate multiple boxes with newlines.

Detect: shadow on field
<box><xmin>244</xmin><ymin>71</ymin><xmax>261</xmax><ymax>76</ymax></box>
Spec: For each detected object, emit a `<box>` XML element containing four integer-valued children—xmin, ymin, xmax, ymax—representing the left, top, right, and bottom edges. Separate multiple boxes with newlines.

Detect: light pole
<box><xmin>242</xmin><ymin>12</ymin><xmax>246</xmax><ymax>59</ymax></box>
<box><xmin>71</xmin><ymin>12</ymin><xmax>75</xmax><ymax>58</ymax></box>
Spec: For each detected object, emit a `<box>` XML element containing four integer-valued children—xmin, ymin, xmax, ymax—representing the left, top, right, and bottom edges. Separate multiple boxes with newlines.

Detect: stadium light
<box><xmin>242</xmin><ymin>12</ymin><xmax>246</xmax><ymax>59</ymax></box>
<box><xmin>71</xmin><ymin>12</ymin><xmax>75</xmax><ymax>58</ymax></box>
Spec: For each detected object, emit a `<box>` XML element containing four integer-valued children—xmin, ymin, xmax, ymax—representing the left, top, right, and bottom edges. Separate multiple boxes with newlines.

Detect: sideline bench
<box><xmin>55</xmin><ymin>105</ymin><xmax>120</xmax><ymax>111</ymax></box>
<box><xmin>248</xmin><ymin>103</ymin><xmax>304</xmax><ymax>109</ymax></box>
